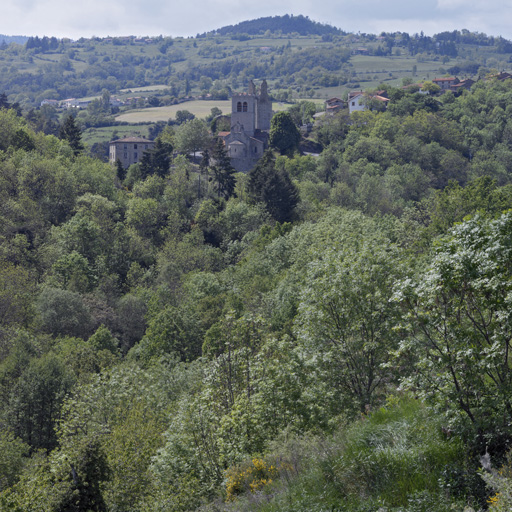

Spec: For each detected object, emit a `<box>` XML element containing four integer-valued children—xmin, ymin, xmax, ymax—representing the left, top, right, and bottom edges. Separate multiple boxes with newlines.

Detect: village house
<box><xmin>325</xmin><ymin>97</ymin><xmax>345</xmax><ymax>115</ymax></box>
<box><xmin>348</xmin><ymin>90</ymin><xmax>390</xmax><ymax>114</ymax></box>
<box><xmin>450</xmin><ymin>78</ymin><xmax>475</xmax><ymax>93</ymax></box>
<box><xmin>489</xmin><ymin>72</ymin><xmax>512</xmax><ymax>81</ymax></box>
<box><xmin>219</xmin><ymin>80</ymin><xmax>273</xmax><ymax>172</ymax></box>
<box><xmin>109</xmin><ymin>136</ymin><xmax>155</xmax><ymax>168</ymax></box>
<box><xmin>60</xmin><ymin>98</ymin><xmax>92</xmax><ymax>109</ymax></box>
<box><xmin>432</xmin><ymin>76</ymin><xmax>459</xmax><ymax>91</ymax></box>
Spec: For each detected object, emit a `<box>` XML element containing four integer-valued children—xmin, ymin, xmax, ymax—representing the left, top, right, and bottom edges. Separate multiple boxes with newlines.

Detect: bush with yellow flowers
<box><xmin>481</xmin><ymin>451</ymin><xmax>512</xmax><ymax>511</ymax></box>
<box><xmin>225</xmin><ymin>457</ymin><xmax>288</xmax><ymax>502</ymax></box>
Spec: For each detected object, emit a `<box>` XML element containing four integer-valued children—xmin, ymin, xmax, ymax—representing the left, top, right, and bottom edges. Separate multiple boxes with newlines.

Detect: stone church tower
<box><xmin>221</xmin><ymin>80</ymin><xmax>273</xmax><ymax>172</ymax></box>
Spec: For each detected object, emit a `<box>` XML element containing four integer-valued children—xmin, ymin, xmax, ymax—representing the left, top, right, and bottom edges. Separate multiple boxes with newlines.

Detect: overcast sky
<box><xmin>2</xmin><ymin>0</ymin><xmax>512</xmax><ymax>40</ymax></box>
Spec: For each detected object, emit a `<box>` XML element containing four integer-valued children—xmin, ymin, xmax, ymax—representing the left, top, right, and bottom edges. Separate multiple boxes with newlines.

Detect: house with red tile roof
<box><xmin>348</xmin><ymin>91</ymin><xmax>390</xmax><ymax>114</ymax></box>
<box><xmin>432</xmin><ymin>77</ymin><xmax>459</xmax><ymax>91</ymax></box>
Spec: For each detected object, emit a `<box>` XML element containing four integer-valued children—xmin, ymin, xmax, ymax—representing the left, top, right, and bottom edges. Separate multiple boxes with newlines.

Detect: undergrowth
<box><xmin>216</xmin><ymin>397</ymin><xmax>483</xmax><ymax>512</ymax></box>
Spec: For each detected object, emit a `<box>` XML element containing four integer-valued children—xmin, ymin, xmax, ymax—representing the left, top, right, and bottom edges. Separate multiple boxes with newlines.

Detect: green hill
<box><xmin>210</xmin><ymin>14</ymin><xmax>343</xmax><ymax>36</ymax></box>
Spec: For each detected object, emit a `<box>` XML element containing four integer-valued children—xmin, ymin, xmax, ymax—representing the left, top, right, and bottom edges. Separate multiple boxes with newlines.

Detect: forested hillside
<box><xmin>1</xmin><ymin>21</ymin><xmax>512</xmax><ymax>112</ymax></box>
<box><xmin>211</xmin><ymin>14</ymin><xmax>343</xmax><ymax>36</ymax></box>
<box><xmin>1</xmin><ymin>69</ymin><xmax>512</xmax><ymax>511</ymax></box>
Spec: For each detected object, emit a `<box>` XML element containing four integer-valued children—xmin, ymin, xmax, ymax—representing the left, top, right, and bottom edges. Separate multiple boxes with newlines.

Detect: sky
<box><xmin>2</xmin><ymin>0</ymin><xmax>512</xmax><ymax>40</ymax></box>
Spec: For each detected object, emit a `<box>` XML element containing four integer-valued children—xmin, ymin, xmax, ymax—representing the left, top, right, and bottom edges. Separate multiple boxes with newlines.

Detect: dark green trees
<box><xmin>268</xmin><ymin>111</ymin><xmax>301</xmax><ymax>155</ymax></box>
<box><xmin>59</xmin><ymin>115</ymin><xmax>84</xmax><ymax>157</ymax></box>
<box><xmin>139</xmin><ymin>139</ymin><xmax>172</xmax><ymax>179</ymax></box>
<box><xmin>247</xmin><ymin>150</ymin><xmax>299</xmax><ymax>222</ymax></box>
<box><xmin>210</xmin><ymin>138</ymin><xmax>236</xmax><ymax>199</ymax></box>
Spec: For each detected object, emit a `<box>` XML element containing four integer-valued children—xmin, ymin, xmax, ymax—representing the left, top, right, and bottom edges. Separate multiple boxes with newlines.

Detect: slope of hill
<box><xmin>211</xmin><ymin>14</ymin><xmax>343</xmax><ymax>36</ymax></box>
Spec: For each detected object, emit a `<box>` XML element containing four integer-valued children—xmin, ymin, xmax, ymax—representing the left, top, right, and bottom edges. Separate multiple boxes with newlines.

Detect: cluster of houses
<box><xmin>321</xmin><ymin>74</ymin><xmax>485</xmax><ymax>117</ymax></box>
<box><xmin>40</xmin><ymin>97</ymin><xmax>127</xmax><ymax>110</ymax></box>
<box><xmin>107</xmin><ymin>72</ymin><xmax>512</xmax><ymax>173</ymax></box>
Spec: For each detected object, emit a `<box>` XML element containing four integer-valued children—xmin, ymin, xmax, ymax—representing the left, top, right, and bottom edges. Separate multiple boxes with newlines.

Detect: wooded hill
<box><xmin>1</xmin><ymin>17</ymin><xmax>512</xmax><ymax>112</ymax></box>
<box><xmin>209</xmin><ymin>14</ymin><xmax>344</xmax><ymax>36</ymax></box>
<box><xmin>2</xmin><ymin>65</ymin><xmax>512</xmax><ymax>510</ymax></box>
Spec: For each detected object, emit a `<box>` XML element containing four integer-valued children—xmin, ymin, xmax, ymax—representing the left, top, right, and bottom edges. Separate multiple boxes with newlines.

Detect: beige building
<box><xmin>109</xmin><ymin>136</ymin><xmax>155</xmax><ymax>168</ymax></box>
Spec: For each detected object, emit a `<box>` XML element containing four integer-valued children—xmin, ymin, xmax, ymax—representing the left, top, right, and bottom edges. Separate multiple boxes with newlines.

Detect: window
<box><xmin>351</xmin><ymin>101</ymin><xmax>355</xmax><ymax>106</ymax></box>
<box><xmin>124</xmin><ymin>144</ymin><xmax>127</xmax><ymax>149</ymax></box>
<box><xmin>124</xmin><ymin>152</ymin><xmax>127</xmax><ymax>158</ymax></box>
<box><xmin>134</xmin><ymin>152</ymin><xmax>138</xmax><ymax>160</ymax></box>
<box><xmin>237</xmin><ymin>102</ymin><xmax>242</xmax><ymax>112</ymax></box>
<box><xmin>134</xmin><ymin>144</ymin><xmax>138</xmax><ymax>149</ymax></box>
<box><xmin>254</xmin><ymin>147</ymin><xmax>257</xmax><ymax>153</ymax></box>
<box><xmin>243</xmin><ymin>102</ymin><xmax>248</xmax><ymax>112</ymax></box>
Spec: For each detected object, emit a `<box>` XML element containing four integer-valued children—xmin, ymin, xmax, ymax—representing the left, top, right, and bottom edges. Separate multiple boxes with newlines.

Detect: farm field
<box><xmin>114</xmin><ymin>100</ymin><xmax>291</xmax><ymax>123</ymax></box>
<box><xmin>82</xmin><ymin>124</ymin><xmax>151</xmax><ymax>146</ymax></box>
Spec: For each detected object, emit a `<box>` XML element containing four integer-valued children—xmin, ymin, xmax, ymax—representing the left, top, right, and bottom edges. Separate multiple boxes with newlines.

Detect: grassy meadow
<box><xmin>114</xmin><ymin>100</ymin><xmax>291</xmax><ymax>123</ymax></box>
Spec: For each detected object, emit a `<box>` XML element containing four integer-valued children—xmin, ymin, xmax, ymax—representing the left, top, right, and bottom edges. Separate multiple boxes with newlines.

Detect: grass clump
<box><xmin>221</xmin><ymin>398</ymin><xmax>476</xmax><ymax>512</ymax></box>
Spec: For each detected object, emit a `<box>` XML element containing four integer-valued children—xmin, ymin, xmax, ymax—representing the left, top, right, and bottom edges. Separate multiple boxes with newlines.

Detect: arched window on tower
<box><xmin>237</xmin><ymin>102</ymin><xmax>242</xmax><ymax>112</ymax></box>
<box><xmin>243</xmin><ymin>102</ymin><xmax>248</xmax><ymax>112</ymax></box>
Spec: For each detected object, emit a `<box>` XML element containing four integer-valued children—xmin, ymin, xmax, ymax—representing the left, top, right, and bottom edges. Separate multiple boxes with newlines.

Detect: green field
<box><xmin>119</xmin><ymin>85</ymin><xmax>170</xmax><ymax>93</ymax></box>
<box><xmin>82</xmin><ymin>124</ymin><xmax>151</xmax><ymax>146</ymax></box>
<box><xmin>114</xmin><ymin>100</ymin><xmax>291</xmax><ymax>123</ymax></box>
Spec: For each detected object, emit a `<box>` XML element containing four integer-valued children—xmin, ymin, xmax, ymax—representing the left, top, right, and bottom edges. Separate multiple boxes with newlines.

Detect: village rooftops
<box><xmin>432</xmin><ymin>77</ymin><xmax>458</xmax><ymax>82</ymax></box>
<box><xmin>373</xmin><ymin>95</ymin><xmax>390</xmax><ymax>102</ymax></box>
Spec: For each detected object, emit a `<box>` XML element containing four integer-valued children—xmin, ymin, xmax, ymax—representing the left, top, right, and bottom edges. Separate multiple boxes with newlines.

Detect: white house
<box><xmin>348</xmin><ymin>91</ymin><xmax>390</xmax><ymax>114</ymax></box>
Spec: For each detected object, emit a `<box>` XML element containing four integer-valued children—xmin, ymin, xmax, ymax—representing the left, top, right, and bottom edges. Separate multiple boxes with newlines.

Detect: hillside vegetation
<box><xmin>2</xmin><ymin>15</ymin><xmax>512</xmax><ymax>511</ymax></box>
<box><xmin>1</xmin><ymin>19</ymin><xmax>512</xmax><ymax>111</ymax></box>
<box><xmin>1</xmin><ymin>66</ymin><xmax>512</xmax><ymax>510</ymax></box>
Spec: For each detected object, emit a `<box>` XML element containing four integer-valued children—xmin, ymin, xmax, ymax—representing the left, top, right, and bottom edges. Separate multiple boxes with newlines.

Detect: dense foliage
<box><xmin>3</xmin><ymin>64</ymin><xmax>512</xmax><ymax>512</ymax></box>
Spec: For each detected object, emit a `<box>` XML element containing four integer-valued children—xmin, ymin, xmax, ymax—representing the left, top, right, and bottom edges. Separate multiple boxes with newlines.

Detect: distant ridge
<box><xmin>212</xmin><ymin>14</ymin><xmax>343</xmax><ymax>37</ymax></box>
<box><xmin>0</xmin><ymin>34</ymin><xmax>29</xmax><ymax>45</ymax></box>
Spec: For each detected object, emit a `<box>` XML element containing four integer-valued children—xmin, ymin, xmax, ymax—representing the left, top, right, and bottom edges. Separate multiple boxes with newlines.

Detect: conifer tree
<box><xmin>247</xmin><ymin>149</ymin><xmax>299</xmax><ymax>222</ymax></box>
<box><xmin>139</xmin><ymin>139</ymin><xmax>172</xmax><ymax>179</ymax></box>
<box><xmin>115</xmin><ymin>159</ymin><xmax>126</xmax><ymax>182</ymax></box>
<box><xmin>59</xmin><ymin>114</ymin><xmax>84</xmax><ymax>156</ymax></box>
<box><xmin>211</xmin><ymin>138</ymin><xmax>236</xmax><ymax>199</ymax></box>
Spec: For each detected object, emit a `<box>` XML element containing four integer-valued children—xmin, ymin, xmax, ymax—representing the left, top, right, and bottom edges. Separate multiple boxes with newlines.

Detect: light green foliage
<box><xmin>131</xmin><ymin>305</ymin><xmax>202</xmax><ymax>363</ymax></box>
<box><xmin>174</xmin><ymin>118</ymin><xmax>210</xmax><ymax>158</ymax></box>
<box><xmin>286</xmin><ymin>100</ymin><xmax>317</xmax><ymax>126</ymax></box>
<box><xmin>156</xmin><ymin>226</ymin><xmax>224</xmax><ymax>288</ymax></box>
<box><xmin>50</xmin><ymin>251</ymin><xmax>95</xmax><ymax>293</ymax></box>
<box><xmin>0</xmin><ymin>262</ymin><xmax>35</xmax><ymax>327</ymax></box>
<box><xmin>222</xmin><ymin>398</ymin><xmax>468</xmax><ymax>511</ymax></box>
<box><xmin>0</xmin><ymin>430</ymin><xmax>29</xmax><ymax>492</ymax></box>
<box><xmin>53</xmin><ymin>336</ymin><xmax>118</xmax><ymax>380</ymax></box>
<box><xmin>395</xmin><ymin>211</ymin><xmax>512</xmax><ymax>430</ymax></box>
<box><xmin>56</xmin><ymin>361</ymin><xmax>190</xmax><ymax>511</ymax></box>
<box><xmin>295</xmin><ymin>237</ymin><xmax>404</xmax><ymax>413</ymax></box>
<box><xmin>0</xmin><ymin>109</ymin><xmax>34</xmax><ymax>152</ymax></box>
<box><xmin>126</xmin><ymin>197</ymin><xmax>162</xmax><ymax>239</ymax></box>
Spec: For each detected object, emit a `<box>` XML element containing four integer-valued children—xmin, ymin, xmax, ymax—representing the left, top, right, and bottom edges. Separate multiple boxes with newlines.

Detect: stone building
<box><xmin>109</xmin><ymin>136</ymin><xmax>155</xmax><ymax>168</ymax></box>
<box><xmin>219</xmin><ymin>80</ymin><xmax>273</xmax><ymax>172</ymax></box>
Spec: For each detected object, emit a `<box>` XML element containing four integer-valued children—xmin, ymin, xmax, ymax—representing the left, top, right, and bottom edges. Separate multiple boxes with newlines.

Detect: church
<box><xmin>219</xmin><ymin>80</ymin><xmax>273</xmax><ymax>172</ymax></box>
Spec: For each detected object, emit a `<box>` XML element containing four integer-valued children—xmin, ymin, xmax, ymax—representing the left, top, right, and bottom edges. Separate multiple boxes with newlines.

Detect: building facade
<box><xmin>109</xmin><ymin>136</ymin><xmax>155</xmax><ymax>168</ymax></box>
<box><xmin>220</xmin><ymin>80</ymin><xmax>273</xmax><ymax>172</ymax></box>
